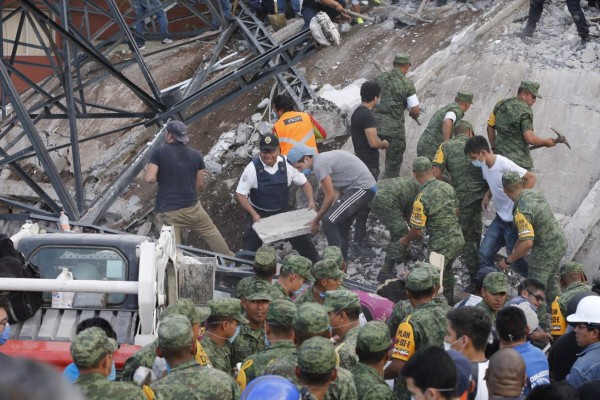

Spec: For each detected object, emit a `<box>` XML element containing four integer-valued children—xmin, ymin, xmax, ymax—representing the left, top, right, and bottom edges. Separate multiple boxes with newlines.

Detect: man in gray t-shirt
<box><xmin>287</xmin><ymin>146</ymin><xmax>376</xmax><ymax>259</ymax></box>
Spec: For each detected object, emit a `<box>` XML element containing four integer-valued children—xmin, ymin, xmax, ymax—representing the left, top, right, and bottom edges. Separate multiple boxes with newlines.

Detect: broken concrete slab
<box><xmin>253</xmin><ymin>208</ymin><xmax>317</xmax><ymax>244</ymax></box>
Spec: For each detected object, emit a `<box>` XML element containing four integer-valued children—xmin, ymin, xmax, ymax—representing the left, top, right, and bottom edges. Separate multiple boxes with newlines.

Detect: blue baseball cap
<box><xmin>287</xmin><ymin>145</ymin><xmax>316</xmax><ymax>164</ymax></box>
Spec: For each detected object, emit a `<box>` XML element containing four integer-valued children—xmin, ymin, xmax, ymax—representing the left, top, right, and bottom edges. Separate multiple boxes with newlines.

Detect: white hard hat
<box><xmin>566</xmin><ymin>296</ymin><xmax>600</xmax><ymax>325</ymax></box>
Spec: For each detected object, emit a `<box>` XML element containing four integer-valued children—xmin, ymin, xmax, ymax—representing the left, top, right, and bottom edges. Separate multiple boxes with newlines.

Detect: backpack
<box><xmin>0</xmin><ymin>236</ymin><xmax>42</xmax><ymax>323</ymax></box>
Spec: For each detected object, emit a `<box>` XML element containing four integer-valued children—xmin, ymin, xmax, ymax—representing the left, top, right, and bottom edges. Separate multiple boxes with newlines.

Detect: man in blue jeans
<box><xmin>464</xmin><ymin>136</ymin><xmax>536</xmax><ymax>275</ymax></box>
<box><xmin>134</xmin><ymin>0</ymin><xmax>172</xmax><ymax>49</ymax></box>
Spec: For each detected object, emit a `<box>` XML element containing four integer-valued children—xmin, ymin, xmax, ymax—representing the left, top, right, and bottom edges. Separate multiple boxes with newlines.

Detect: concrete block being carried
<box><xmin>253</xmin><ymin>208</ymin><xmax>317</xmax><ymax>244</ymax></box>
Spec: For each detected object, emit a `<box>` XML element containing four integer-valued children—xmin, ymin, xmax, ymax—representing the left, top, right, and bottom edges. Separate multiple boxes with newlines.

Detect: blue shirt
<box><xmin>513</xmin><ymin>342</ymin><xmax>549</xmax><ymax>394</ymax></box>
<box><xmin>567</xmin><ymin>341</ymin><xmax>600</xmax><ymax>388</ymax></box>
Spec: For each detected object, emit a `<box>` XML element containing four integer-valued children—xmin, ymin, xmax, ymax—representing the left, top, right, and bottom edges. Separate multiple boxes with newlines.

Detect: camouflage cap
<box><xmin>282</xmin><ymin>254</ymin><xmax>314</xmax><ymax>281</ymax></box>
<box><xmin>455</xmin><ymin>119</ymin><xmax>474</xmax><ymax>133</ymax></box>
<box><xmin>323</xmin><ymin>290</ymin><xmax>360</xmax><ymax>312</ymax></box>
<box><xmin>502</xmin><ymin>171</ymin><xmax>522</xmax><ymax>186</ymax></box>
<box><xmin>208</xmin><ymin>298</ymin><xmax>249</xmax><ymax>324</ymax></box>
<box><xmin>322</xmin><ymin>246</ymin><xmax>344</xmax><ymax>269</ymax></box>
<box><xmin>162</xmin><ymin>298</ymin><xmax>210</xmax><ymax>325</ymax></box>
<box><xmin>483</xmin><ymin>272</ymin><xmax>508</xmax><ymax>294</ymax></box>
<box><xmin>559</xmin><ymin>261</ymin><xmax>585</xmax><ymax>276</ymax></box>
<box><xmin>394</xmin><ymin>53</ymin><xmax>411</xmax><ymax>65</ymax></box>
<box><xmin>312</xmin><ymin>259</ymin><xmax>345</xmax><ymax>280</ymax></box>
<box><xmin>412</xmin><ymin>156</ymin><xmax>432</xmax><ymax>173</ymax></box>
<box><xmin>519</xmin><ymin>80</ymin><xmax>542</xmax><ymax>98</ymax></box>
<box><xmin>417</xmin><ymin>261</ymin><xmax>441</xmax><ymax>284</ymax></box>
<box><xmin>158</xmin><ymin>314</ymin><xmax>194</xmax><ymax>350</ymax></box>
<box><xmin>298</xmin><ymin>336</ymin><xmax>336</xmax><ymax>374</ymax></box>
<box><xmin>245</xmin><ymin>279</ymin><xmax>273</xmax><ymax>301</ymax></box>
<box><xmin>357</xmin><ymin>321</ymin><xmax>391</xmax><ymax>353</ymax></box>
<box><xmin>254</xmin><ymin>246</ymin><xmax>276</xmax><ymax>272</ymax></box>
<box><xmin>474</xmin><ymin>267</ymin><xmax>497</xmax><ymax>288</ymax></box>
<box><xmin>70</xmin><ymin>327</ymin><xmax>118</xmax><ymax>368</ymax></box>
<box><xmin>266</xmin><ymin>299</ymin><xmax>298</xmax><ymax>327</ymax></box>
<box><xmin>406</xmin><ymin>267</ymin><xmax>433</xmax><ymax>291</ymax></box>
<box><xmin>293</xmin><ymin>303</ymin><xmax>330</xmax><ymax>334</ymax></box>
<box><xmin>456</xmin><ymin>91</ymin><xmax>474</xmax><ymax>103</ymax></box>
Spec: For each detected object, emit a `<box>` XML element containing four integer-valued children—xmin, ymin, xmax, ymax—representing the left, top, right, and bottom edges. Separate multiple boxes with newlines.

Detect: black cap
<box><xmin>165</xmin><ymin>120</ymin><xmax>189</xmax><ymax>143</ymax></box>
<box><xmin>259</xmin><ymin>133</ymin><xmax>280</xmax><ymax>150</ymax></box>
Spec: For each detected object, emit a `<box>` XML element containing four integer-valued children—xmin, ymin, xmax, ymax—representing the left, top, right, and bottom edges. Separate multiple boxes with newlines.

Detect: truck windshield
<box><xmin>30</xmin><ymin>246</ymin><xmax>128</xmax><ymax>306</ymax></box>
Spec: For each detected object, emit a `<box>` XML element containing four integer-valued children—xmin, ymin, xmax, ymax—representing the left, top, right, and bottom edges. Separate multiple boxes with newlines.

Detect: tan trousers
<box><xmin>156</xmin><ymin>201</ymin><xmax>233</xmax><ymax>256</ymax></box>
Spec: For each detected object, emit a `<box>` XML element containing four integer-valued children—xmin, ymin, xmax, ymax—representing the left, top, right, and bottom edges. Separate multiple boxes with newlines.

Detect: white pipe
<box><xmin>0</xmin><ymin>278</ymin><xmax>138</xmax><ymax>294</ymax></box>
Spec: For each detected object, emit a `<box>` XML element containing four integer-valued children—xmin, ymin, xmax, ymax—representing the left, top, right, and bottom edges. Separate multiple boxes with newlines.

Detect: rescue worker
<box><xmin>486</xmin><ymin>80</ymin><xmax>556</xmax><ymax>171</ymax></box>
<box><xmin>324</xmin><ymin>290</ymin><xmax>361</xmax><ymax>369</ymax></box>
<box><xmin>237</xmin><ymin>300</ymin><xmax>298</xmax><ymax>389</ymax></box>
<box><xmin>296</xmin><ymin>337</ymin><xmax>339</xmax><ymax>400</ymax></box>
<box><xmin>551</xmin><ymin>261</ymin><xmax>592</xmax><ymax>337</ymax></box>
<box><xmin>566</xmin><ymin>296</ymin><xmax>600</xmax><ymax>387</ymax></box>
<box><xmin>433</xmin><ymin>120</ymin><xmax>488</xmax><ymax>277</ymax></box>
<box><xmin>399</xmin><ymin>157</ymin><xmax>465</xmax><ymax>303</ymax></box>
<box><xmin>235</xmin><ymin>246</ymin><xmax>277</xmax><ymax>299</ymax></box>
<box><xmin>369</xmin><ymin>175</ymin><xmax>421</xmax><ymax>283</ymax></box>
<box><xmin>374</xmin><ymin>53</ymin><xmax>421</xmax><ymax>179</ymax></box>
<box><xmin>500</xmin><ymin>171</ymin><xmax>567</xmax><ymax>327</ymax></box>
<box><xmin>416</xmin><ymin>91</ymin><xmax>473</xmax><ymax>161</ymax></box>
<box><xmin>352</xmin><ymin>321</ymin><xmax>395</xmax><ymax>400</ymax></box>
<box><xmin>233</xmin><ymin>280</ymin><xmax>272</xmax><ymax>365</ymax></box>
<box><xmin>71</xmin><ymin>327</ymin><xmax>146</xmax><ymax>400</ymax></box>
<box><xmin>270</xmin><ymin>254</ymin><xmax>314</xmax><ymax>301</ymax></box>
<box><xmin>477</xmin><ymin>271</ymin><xmax>509</xmax><ymax>325</ymax></box>
<box><xmin>272</xmin><ymin>94</ymin><xmax>326</xmax><ymax>156</ymax></box>
<box><xmin>235</xmin><ymin>133</ymin><xmax>319</xmax><ymax>263</ymax></box>
<box><xmin>122</xmin><ymin>298</ymin><xmax>212</xmax><ymax>381</ymax></box>
<box><xmin>384</xmin><ymin>268</ymin><xmax>448</xmax><ymax>400</ymax></box>
<box><xmin>149</xmin><ymin>314</ymin><xmax>240</xmax><ymax>399</ymax></box>
<box><xmin>294</xmin><ymin>259</ymin><xmax>344</xmax><ymax>305</ymax></box>
<box><xmin>201</xmin><ymin>298</ymin><xmax>248</xmax><ymax>375</ymax></box>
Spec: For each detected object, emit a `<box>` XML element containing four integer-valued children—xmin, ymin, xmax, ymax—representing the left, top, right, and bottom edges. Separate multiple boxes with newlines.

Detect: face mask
<box><xmin>293</xmin><ymin>287</ymin><xmax>304</xmax><ymax>297</ymax></box>
<box><xmin>471</xmin><ymin>160</ymin><xmax>484</xmax><ymax>168</ymax></box>
<box><xmin>271</xmin><ymin>111</ymin><xmax>278</xmax><ymax>120</ymax></box>
<box><xmin>107</xmin><ymin>362</ymin><xmax>116</xmax><ymax>381</ymax></box>
<box><xmin>264</xmin><ymin>336</ymin><xmax>271</xmax><ymax>348</ymax></box>
<box><xmin>444</xmin><ymin>336</ymin><xmax>464</xmax><ymax>352</ymax></box>
<box><xmin>228</xmin><ymin>325</ymin><xmax>241</xmax><ymax>343</ymax></box>
<box><xmin>0</xmin><ymin>324</ymin><xmax>10</xmax><ymax>345</ymax></box>
<box><xmin>302</xmin><ymin>168</ymin><xmax>312</xmax><ymax>175</ymax></box>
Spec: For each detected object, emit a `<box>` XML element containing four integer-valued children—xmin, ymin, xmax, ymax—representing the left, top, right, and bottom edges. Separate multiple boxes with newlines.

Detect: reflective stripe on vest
<box><xmin>274</xmin><ymin>111</ymin><xmax>318</xmax><ymax>155</ymax></box>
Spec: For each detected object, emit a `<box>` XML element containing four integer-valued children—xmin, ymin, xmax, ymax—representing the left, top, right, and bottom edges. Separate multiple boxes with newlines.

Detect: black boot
<box><xmin>576</xmin><ymin>36</ymin><xmax>589</xmax><ymax>50</ymax></box>
<box><xmin>515</xmin><ymin>21</ymin><xmax>536</xmax><ymax>38</ymax></box>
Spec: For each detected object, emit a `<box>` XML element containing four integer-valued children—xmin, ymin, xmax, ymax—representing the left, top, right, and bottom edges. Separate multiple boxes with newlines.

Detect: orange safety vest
<box><xmin>273</xmin><ymin>111</ymin><xmax>319</xmax><ymax>155</ymax></box>
<box><xmin>551</xmin><ymin>296</ymin><xmax>567</xmax><ymax>336</ymax></box>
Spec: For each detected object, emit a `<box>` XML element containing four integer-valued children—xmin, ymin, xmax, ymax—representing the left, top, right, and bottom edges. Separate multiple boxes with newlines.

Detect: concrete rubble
<box><xmin>253</xmin><ymin>208</ymin><xmax>317</xmax><ymax>243</ymax></box>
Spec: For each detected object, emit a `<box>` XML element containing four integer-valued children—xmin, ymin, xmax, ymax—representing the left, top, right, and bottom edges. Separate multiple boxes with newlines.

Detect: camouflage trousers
<box><xmin>458</xmin><ymin>200</ymin><xmax>483</xmax><ymax>276</ymax></box>
<box><xmin>381</xmin><ymin>135</ymin><xmax>406</xmax><ymax>179</ymax></box>
<box><xmin>416</xmin><ymin>134</ymin><xmax>440</xmax><ymax>161</ymax></box>
<box><xmin>528</xmin><ymin>249</ymin><xmax>565</xmax><ymax>331</ymax></box>
<box><xmin>369</xmin><ymin>196</ymin><xmax>410</xmax><ymax>272</ymax></box>
<box><xmin>430</xmin><ymin>233</ymin><xmax>464</xmax><ymax>305</ymax></box>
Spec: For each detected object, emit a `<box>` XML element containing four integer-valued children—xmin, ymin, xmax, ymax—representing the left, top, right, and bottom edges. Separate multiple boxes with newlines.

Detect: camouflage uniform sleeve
<box><xmin>432</xmin><ymin>143</ymin><xmax>446</xmax><ymax>170</ymax></box>
<box><xmin>121</xmin><ymin>355</ymin><xmax>141</xmax><ymax>381</ymax></box>
<box><xmin>519</xmin><ymin>108</ymin><xmax>534</xmax><ymax>134</ymax></box>
<box><xmin>386</xmin><ymin>301</ymin><xmax>409</xmax><ymax>336</ymax></box>
<box><xmin>362</xmin><ymin>385</ymin><xmax>396</xmax><ymax>400</ymax></box>
<box><xmin>409</xmin><ymin>193</ymin><xmax>427</xmax><ymax>230</ymax></box>
<box><xmin>333</xmin><ymin>367</ymin><xmax>358</xmax><ymax>400</ymax></box>
<box><xmin>514</xmin><ymin>203</ymin><xmax>535</xmax><ymax>242</ymax></box>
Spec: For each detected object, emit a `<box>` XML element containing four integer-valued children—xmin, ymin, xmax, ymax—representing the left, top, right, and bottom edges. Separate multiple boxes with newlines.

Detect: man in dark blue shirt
<box><xmin>144</xmin><ymin>120</ymin><xmax>232</xmax><ymax>255</ymax></box>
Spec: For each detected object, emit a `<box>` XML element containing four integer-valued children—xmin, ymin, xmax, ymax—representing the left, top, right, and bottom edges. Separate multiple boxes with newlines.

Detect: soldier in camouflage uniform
<box><xmin>552</xmin><ymin>262</ymin><xmax>592</xmax><ymax>337</ymax></box>
<box><xmin>487</xmin><ymin>80</ymin><xmax>556</xmax><ymax>170</ymax></box>
<box><xmin>238</xmin><ymin>300</ymin><xmax>298</xmax><ymax>389</ymax></box>
<box><xmin>383</xmin><ymin>268</ymin><xmax>448</xmax><ymax>400</ymax></box>
<box><xmin>323</xmin><ymin>245</ymin><xmax>345</xmax><ymax>272</ymax></box>
<box><xmin>399</xmin><ymin>157</ymin><xmax>465</xmax><ymax>303</ymax></box>
<box><xmin>324</xmin><ymin>290</ymin><xmax>361</xmax><ymax>369</ymax></box>
<box><xmin>71</xmin><ymin>327</ymin><xmax>146</xmax><ymax>400</ymax></box>
<box><xmin>233</xmin><ymin>280</ymin><xmax>272</xmax><ymax>365</ymax></box>
<box><xmin>297</xmin><ymin>336</ymin><xmax>339</xmax><ymax>400</ymax></box>
<box><xmin>500</xmin><ymin>171</ymin><xmax>567</xmax><ymax>327</ymax></box>
<box><xmin>122</xmin><ymin>298</ymin><xmax>212</xmax><ymax>381</ymax></box>
<box><xmin>271</xmin><ymin>254</ymin><xmax>314</xmax><ymax>301</ymax></box>
<box><xmin>235</xmin><ymin>245</ymin><xmax>277</xmax><ymax>299</ymax></box>
<box><xmin>433</xmin><ymin>120</ymin><xmax>488</xmax><ymax>276</ymax></box>
<box><xmin>416</xmin><ymin>91</ymin><xmax>473</xmax><ymax>161</ymax></box>
<box><xmin>369</xmin><ymin>176</ymin><xmax>421</xmax><ymax>283</ymax></box>
<box><xmin>352</xmin><ymin>321</ymin><xmax>394</xmax><ymax>400</ymax></box>
<box><xmin>263</xmin><ymin>303</ymin><xmax>358</xmax><ymax>400</ymax></box>
<box><xmin>149</xmin><ymin>314</ymin><xmax>240</xmax><ymax>400</ymax></box>
<box><xmin>374</xmin><ymin>53</ymin><xmax>421</xmax><ymax>179</ymax></box>
<box><xmin>294</xmin><ymin>259</ymin><xmax>344</xmax><ymax>305</ymax></box>
<box><xmin>477</xmin><ymin>272</ymin><xmax>508</xmax><ymax>325</ymax></box>
<box><xmin>202</xmin><ymin>298</ymin><xmax>248</xmax><ymax>374</ymax></box>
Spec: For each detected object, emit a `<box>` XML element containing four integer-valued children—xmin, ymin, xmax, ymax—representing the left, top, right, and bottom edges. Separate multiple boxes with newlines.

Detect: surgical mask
<box><xmin>302</xmin><ymin>168</ymin><xmax>313</xmax><ymax>175</ymax></box>
<box><xmin>107</xmin><ymin>362</ymin><xmax>116</xmax><ymax>381</ymax></box>
<box><xmin>271</xmin><ymin>111</ymin><xmax>278</xmax><ymax>121</ymax></box>
<box><xmin>293</xmin><ymin>287</ymin><xmax>304</xmax><ymax>297</ymax></box>
<box><xmin>0</xmin><ymin>324</ymin><xmax>10</xmax><ymax>345</ymax></box>
<box><xmin>228</xmin><ymin>325</ymin><xmax>241</xmax><ymax>343</ymax></box>
<box><xmin>471</xmin><ymin>160</ymin><xmax>484</xmax><ymax>168</ymax></box>
<box><xmin>264</xmin><ymin>336</ymin><xmax>271</xmax><ymax>348</ymax></box>
<box><xmin>328</xmin><ymin>326</ymin><xmax>333</xmax><ymax>337</ymax></box>
<box><xmin>443</xmin><ymin>336</ymin><xmax>464</xmax><ymax>352</ymax></box>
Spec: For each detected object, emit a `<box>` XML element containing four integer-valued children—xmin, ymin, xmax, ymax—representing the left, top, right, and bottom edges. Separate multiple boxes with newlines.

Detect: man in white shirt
<box><xmin>235</xmin><ymin>134</ymin><xmax>319</xmax><ymax>262</ymax></box>
<box><xmin>463</xmin><ymin>136</ymin><xmax>536</xmax><ymax>274</ymax></box>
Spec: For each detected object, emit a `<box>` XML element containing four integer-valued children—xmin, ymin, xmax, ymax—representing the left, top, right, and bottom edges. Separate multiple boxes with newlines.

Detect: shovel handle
<box><xmin>345</xmin><ymin>9</ymin><xmax>375</xmax><ymax>21</ymax></box>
